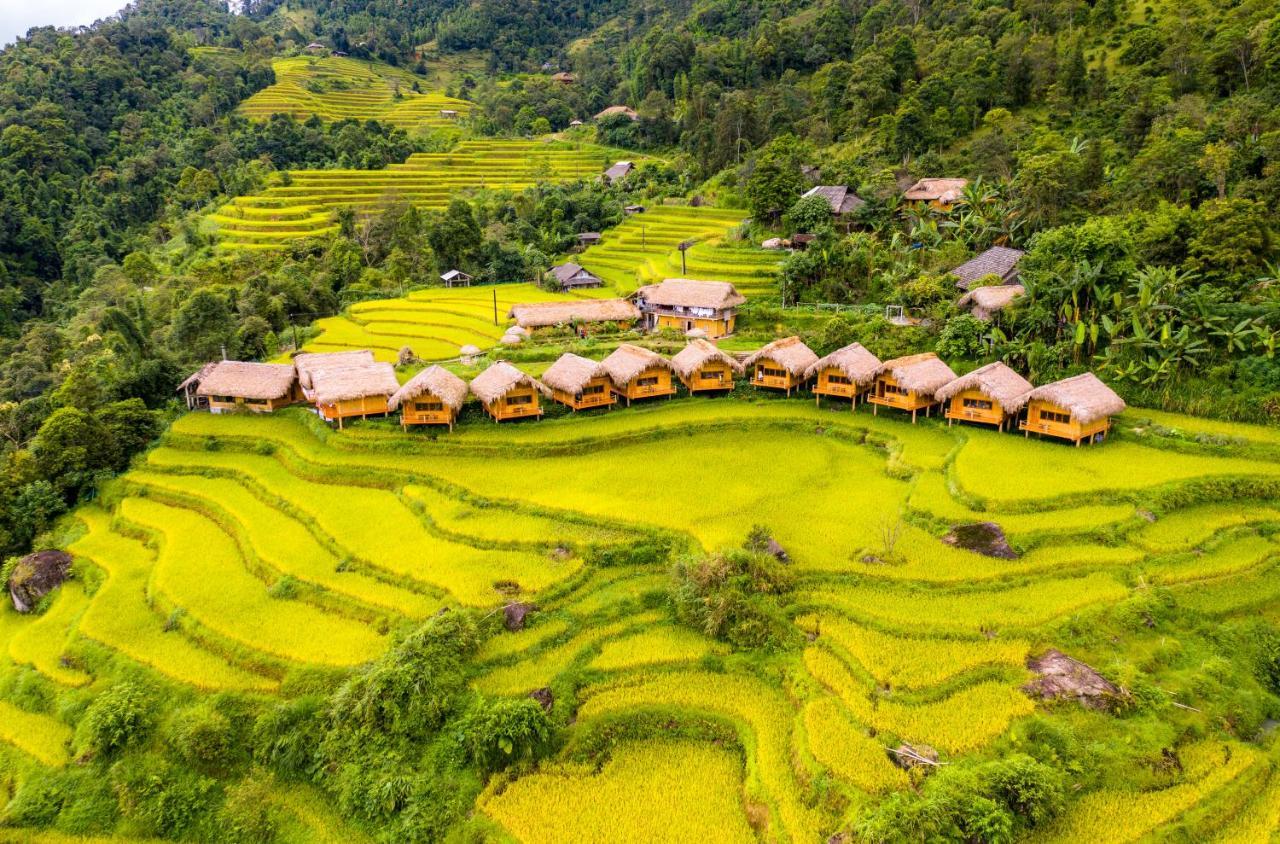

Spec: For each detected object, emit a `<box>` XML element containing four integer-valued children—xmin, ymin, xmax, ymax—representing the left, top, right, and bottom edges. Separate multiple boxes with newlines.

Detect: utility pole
<box><xmin>493</xmin><ymin>288</ymin><xmax>498</xmax><ymax>326</ymax></box>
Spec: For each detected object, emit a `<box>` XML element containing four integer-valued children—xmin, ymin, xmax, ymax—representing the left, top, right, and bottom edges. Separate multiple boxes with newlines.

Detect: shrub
<box><xmin>252</xmin><ymin>695</ymin><xmax>327</xmax><ymax>778</ymax></box>
<box><xmin>76</xmin><ymin>681</ymin><xmax>155</xmax><ymax>758</ymax></box>
<box><xmin>2</xmin><ymin>768</ymin><xmax>66</xmax><ymax>827</ymax></box>
<box><xmin>586</xmin><ymin>537</ymin><xmax>673</xmax><ymax>568</ymax></box>
<box><xmin>219</xmin><ymin>776</ymin><xmax>285</xmax><ymax>844</ymax></box>
<box><xmin>456</xmin><ymin>697</ymin><xmax>553</xmax><ymax>773</ymax></box>
<box><xmin>110</xmin><ymin>754</ymin><xmax>219</xmax><ymax>839</ymax></box>
<box><xmin>165</xmin><ymin>699</ymin><xmax>237</xmax><ymax>770</ymax></box>
<box><xmin>936</xmin><ymin>314</ymin><xmax>988</xmax><ymax>359</ymax></box>
<box><xmin>671</xmin><ymin>545</ymin><xmax>796</xmax><ymax>650</ymax></box>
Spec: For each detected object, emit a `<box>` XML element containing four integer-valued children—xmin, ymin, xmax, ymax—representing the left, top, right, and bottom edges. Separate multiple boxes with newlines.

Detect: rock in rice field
<box><xmin>503</xmin><ymin>601</ymin><xmax>536</xmax><ymax>631</ymax></box>
<box><xmin>1023</xmin><ymin>649</ymin><xmax>1124</xmax><ymax>711</ymax></box>
<box><xmin>529</xmin><ymin>687</ymin><xmax>554</xmax><ymax>711</ymax></box>
<box><xmin>941</xmin><ymin>522</ymin><xmax>1018</xmax><ymax>559</ymax></box>
<box><xmin>8</xmin><ymin>550</ymin><xmax>72</xmax><ymax>613</ymax></box>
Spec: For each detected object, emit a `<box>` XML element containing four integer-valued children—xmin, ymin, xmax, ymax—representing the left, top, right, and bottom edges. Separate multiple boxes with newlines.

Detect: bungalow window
<box><xmin>757</xmin><ymin>366</ymin><xmax>787</xmax><ymax>379</ymax></box>
<box><xmin>212</xmin><ymin>395</ymin><xmax>235</xmax><ymax>403</ymax></box>
<box><xmin>506</xmin><ymin>394</ymin><xmax>533</xmax><ymax>406</ymax></box>
<box><xmin>700</xmin><ymin>369</ymin><xmax>723</xmax><ymax>381</ymax></box>
<box><xmin>582</xmin><ymin>384</ymin><xmax>605</xmax><ymax>395</ymax></box>
<box><xmin>880</xmin><ymin>383</ymin><xmax>907</xmax><ymax>396</ymax></box>
<box><xmin>636</xmin><ymin>376</ymin><xmax>660</xmax><ymax>387</ymax></box>
<box><xmin>414</xmin><ymin>400</ymin><xmax>444</xmax><ymax>412</ymax></box>
<box><xmin>244</xmin><ymin>398</ymin><xmax>268</xmax><ymax>406</ymax></box>
<box><xmin>1039</xmin><ymin>409</ymin><xmax>1071</xmax><ymax>424</ymax></box>
<box><xmin>962</xmin><ymin>398</ymin><xmax>993</xmax><ymax>410</ymax></box>
<box><xmin>827</xmin><ymin>374</ymin><xmax>851</xmax><ymax>385</ymax></box>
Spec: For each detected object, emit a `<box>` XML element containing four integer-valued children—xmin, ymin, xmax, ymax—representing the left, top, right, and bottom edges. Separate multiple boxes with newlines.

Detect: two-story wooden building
<box><xmin>310</xmin><ymin>362</ymin><xmax>400</xmax><ymax>429</ymax></box>
<box><xmin>388</xmin><ymin>365</ymin><xmax>469</xmax><ymax>431</ymax></box>
<box><xmin>541</xmin><ymin>353</ymin><xmax>617</xmax><ymax>411</ymax></box>
<box><xmin>868</xmin><ymin>353</ymin><xmax>958</xmax><ymax>423</ymax></box>
<box><xmin>671</xmin><ymin>339</ymin><xmax>743</xmax><ymax>394</ymax></box>
<box><xmin>470</xmin><ymin>361</ymin><xmax>549</xmax><ymax>422</ymax></box>
<box><xmin>1018</xmin><ymin>372</ymin><xmax>1126</xmax><ymax>446</ymax></box>
<box><xmin>805</xmin><ymin>343</ymin><xmax>882</xmax><ymax>409</ymax></box>
<box><xmin>507</xmin><ymin>298</ymin><xmax>640</xmax><ymax>335</ymax></box>
<box><xmin>743</xmin><ymin>337</ymin><xmax>819</xmax><ymax>396</ymax></box>
<box><xmin>935</xmin><ymin>362</ymin><xmax>1033</xmax><ymax>432</ymax></box>
<box><xmin>633</xmin><ymin>279</ymin><xmax>745</xmax><ymax>339</ymax></box>
<box><xmin>188</xmin><ymin>361</ymin><xmax>299</xmax><ymax>413</ymax></box>
<box><xmin>602</xmin><ymin>344</ymin><xmax>676</xmax><ymax>405</ymax></box>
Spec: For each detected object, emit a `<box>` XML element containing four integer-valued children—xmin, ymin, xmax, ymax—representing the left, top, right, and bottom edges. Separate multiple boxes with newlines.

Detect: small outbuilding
<box><xmin>935</xmin><ymin>362</ymin><xmax>1033</xmax><ymax>431</ymax></box>
<box><xmin>957</xmin><ymin>284</ymin><xmax>1025</xmax><ymax>321</ymax></box>
<box><xmin>551</xmin><ymin>71</ymin><xmax>577</xmax><ymax>84</ymax></box>
<box><xmin>802</xmin><ymin>185</ymin><xmax>867</xmax><ymax>228</ymax></box>
<box><xmin>624</xmin><ymin>204</ymin><xmax>646</xmax><ymax>215</ymax></box>
<box><xmin>1018</xmin><ymin>372</ymin><xmax>1126</xmax><ymax>446</ymax></box>
<box><xmin>541</xmin><ymin>353</ymin><xmax>616</xmax><ymax>411</ymax></box>
<box><xmin>671</xmin><ymin>339</ymin><xmax>743</xmax><ymax>394</ymax></box>
<box><xmin>440</xmin><ymin>108</ymin><xmax>459</xmax><ymax>120</ymax></box>
<box><xmin>576</xmin><ymin>232</ymin><xmax>603</xmax><ymax>247</ymax></box>
<box><xmin>546</xmin><ymin>262</ymin><xmax>603</xmax><ymax>290</ymax></box>
<box><xmin>903</xmin><ymin>178</ymin><xmax>969</xmax><ymax>210</ymax></box>
<box><xmin>595</xmin><ymin>105</ymin><xmax>638</xmax><ymax>121</ymax></box>
<box><xmin>388</xmin><ymin>365</ymin><xmax>469</xmax><ymax>431</ymax></box>
<box><xmin>507</xmin><ymin>299</ymin><xmax>639</xmax><ymax>334</ymax></box>
<box><xmin>868</xmin><ymin>353</ymin><xmax>958</xmax><ymax>423</ymax></box>
<box><xmin>805</xmin><ymin>342</ymin><xmax>882</xmax><ymax>409</ymax></box>
<box><xmin>192</xmin><ymin>361</ymin><xmax>299</xmax><ymax>414</ymax></box>
<box><xmin>950</xmin><ymin>247</ymin><xmax>1025</xmax><ymax>291</ymax></box>
<box><xmin>441</xmin><ymin>269</ymin><xmax>473</xmax><ymax>287</ymax></box>
<box><xmin>603</xmin><ymin>161</ymin><xmax>635</xmax><ymax>184</ymax></box>
<box><xmin>310</xmin><ymin>361</ymin><xmax>400</xmax><ymax>429</ymax></box>
<box><xmin>743</xmin><ymin>337</ymin><xmax>819</xmax><ymax>396</ymax></box>
<box><xmin>601</xmin><ymin>344</ymin><xmax>676</xmax><ymax>405</ymax></box>
<box><xmin>470</xmin><ymin>361</ymin><xmax>549</xmax><ymax>422</ymax></box>
<box><xmin>568</xmin><ymin>119</ymin><xmax>584</xmax><ymax>128</ymax></box>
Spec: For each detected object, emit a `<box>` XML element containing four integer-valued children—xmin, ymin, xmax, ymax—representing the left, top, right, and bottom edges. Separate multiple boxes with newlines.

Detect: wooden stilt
<box><xmin>912</xmin><ymin>408</ymin><xmax>917</xmax><ymax>424</ymax></box>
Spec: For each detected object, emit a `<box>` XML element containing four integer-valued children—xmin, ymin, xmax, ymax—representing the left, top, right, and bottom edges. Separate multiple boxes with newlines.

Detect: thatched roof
<box><xmin>470</xmin><ymin>361</ymin><xmax>550</xmax><ymax>404</ymax></box>
<box><xmin>388</xmin><ymin>365</ymin><xmax>468</xmax><ymax>412</ymax></box>
<box><xmin>743</xmin><ymin>336</ymin><xmax>819</xmax><ymax>377</ymax></box>
<box><xmin>671</xmin><ymin>339</ymin><xmax>744</xmax><ymax>379</ymax></box>
<box><xmin>177</xmin><ymin>361</ymin><xmax>218</xmax><ymax>392</ymax></box>
<box><xmin>294</xmin><ymin>350</ymin><xmax>375</xmax><ymax>389</ymax></box>
<box><xmin>904</xmin><ymin>178</ymin><xmax>969</xmax><ymax>203</ymax></box>
<box><xmin>1018</xmin><ymin>373</ymin><xmax>1126</xmax><ymax>424</ymax></box>
<box><xmin>310</xmin><ymin>362</ymin><xmax>399</xmax><ymax>405</ymax></box>
<box><xmin>957</xmin><ymin>284</ymin><xmax>1025</xmax><ymax>318</ymax></box>
<box><xmin>603</xmin><ymin>161</ymin><xmax>634</xmax><ymax>181</ymax></box>
<box><xmin>804</xmin><ymin>342</ymin><xmax>881</xmax><ymax>384</ymax></box>
<box><xmin>601</xmin><ymin>344</ymin><xmax>671</xmax><ymax>386</ymax></box>
<box><xmin>595</xmin><ymin>105</ymin><xmax>638</xmax><ymax>121</ymax></box>
<box><xmin>547</xmin><ymin>263</ymin><xmax>600</xmax><ymax>284</ymax></box>
<box><xmin>635</xmin><ymin>279</ymin><xmax>745</xmax><ymax>310</ymax></box>
<box><xmin>951</xmin><ymin>247</ymin><xmax>1025</xmax><ymax>290</ymax></box>
<box><xmin>802</xmin><ymin>185</ymin><xmax>866</xmax><ymax>215</ymax></box>
<box><xmin>508</xmin><ymin>298</ymin><xmax>639</xmax><ymax>329</ymax></box>
<box><xmin>935</xmin><ymin>362</ymin><xmax>1034</xmax><ymax>409</ymax></box>
<box><xmin>194</xmin><ymin>361</ymin><xmax>296</xmax><ymax>400</ymax></box>
<box><xmin>541</xmin><ymin>353</ymin><xmax>610</xmax><ymax>394</ymax></box>
<box><xmin>874</xmin><ymin>353</ymin><xmax>957</xmax><ymax>395</ymax></box>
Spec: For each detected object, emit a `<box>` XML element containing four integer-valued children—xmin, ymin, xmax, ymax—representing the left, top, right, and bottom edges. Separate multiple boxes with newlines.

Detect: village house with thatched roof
<box><xmin>671</xmin><ymin>339</ymin><xmax>743</xmax><ymax>394</ymax></box>
<box><xmin>904</xmin><ymin>178</ymin><xmax>969</xmax><ymax>210</ymax></box>
<box><xmin>546</xmin><ymin>262</ymin><xmax>603</xmax><ymax>290</ymax></box>
<box><xmin>868</xmin><ymin>353</ymin><xmax>958</xmax><ymax>423</ymax></box>
<box><xmin>595</xmin><ymin>105</ymin><xmax>638</xmax><ymax>121</ymax></box>
<box><xmin>541</xmin><ymin>353</ymin><xmax>616</xmax><ymax>411</ymax></box>
<box><xmin>602</xmin><ymin>344</ymin><xmax>675</xmax><ymax>405</ymax></box>
<box><xmin>310</xmin><ymin>361</ymin><xmax>399</xmax><ymax>429</ymax></box>
<box><xmin>957</xmin><ymin>284</ymin><xmax>1025</xmax><ymax>321</ymax></box>
<box><xmin>801</xmin><ymin>185</ymin><xmax>866</xmax><ymax>230</ymax></box>
<box><xmin>602</xmin><ymin>161</ymin><xmax>635</xmax><ymax>184</ymax></box>
<box><xmin>633</xmin><ymin>279</ymin><xmax>745</xmax><ymax>339</ymax></box>
<box><xmin>507</xmin><ymin>299</ymin><xmax>639</xmax><ymax>335</ymax></box>
<box><xmin>744</xmin><ymin>337</ymin><xmax>819</xmax><ymax>396</ymax></box>
<box><xmin>550</xmin><ymin>71</ymin><xmax>576</xmax><ymax>84</ymax></box>
<box><xmin>388</xmin><ymin>365</ymin><xmax>469</xmax><ymax>430</ymax></box>
<box><xmin>185</xmin><ymin>361</ymin><xmax>298</xmax><ymax>414</ymax></box>
<box><xmin>805</xmin><ymin>342</ymin><xmax>882</xmax><ymax>408</ymax></box>
<box><xmin>949</xmin><ymin>246</ymin><xmax>1025</xmax><ymax>291</ymax></box>
<box><xmin>471</xmin><ymin>361</ymin><xmax>550</xmax><ymax>422</ymax></box>
<box><xmin>936</xmin><ymin>362</ymin><xmax>1033</xmax><ymax>431</ymax></box>
<box><xmin>294</xmin><ymin>350</ymin><xmax>376</xmax><ymax>398</ymax></box>
<box><xmin>1018</xmin><ymin>372</ymin><xmax>1126</xmax><ymax>446</ymax></box>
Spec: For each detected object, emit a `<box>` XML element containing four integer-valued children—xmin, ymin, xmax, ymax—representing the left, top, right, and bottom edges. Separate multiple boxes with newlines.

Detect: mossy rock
<box><xmin>8</xmin><ymin>550</ymin><xmax>72</xmax><ymax>613</ymax></box>
<box><xmin>941</xmin><ymin>522</ymin><xmax>1017</xmax><ymax>559</ymax></box>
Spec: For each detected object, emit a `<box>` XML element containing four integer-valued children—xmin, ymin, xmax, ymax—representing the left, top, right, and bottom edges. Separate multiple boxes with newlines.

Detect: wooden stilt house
<box><xmin>743</xmin><ymin>337</ymin><xmax>819</xmax><ymax>396</ymax></box>
<box><xmin>310</xmin><ymin>362</ymin><xmax>400</xmax><ymax>429</ymax></box>
<box><xmin>805</xmin><ymin>343</ymin><xmax>881</xmax><ymax>409</ymax></box>
<box><xmin>1018</xmin><ymin>372</ymin><xmax>1126</xmax><ymax>446</ymax></box>
<box><xmin>601</xmin><ymin>344</ymin><xmax>676</xmax><ymax>405</ymax></box>
<box><xmin>388</xmin><ymin>365</ymin><xmax>469</xmax><ymax>430</ymax></box>
<box><xmin>177</xmin><ymin>362</ymin><xmax>218</xmax><ymax>410</ymax></box>
<box><xmin>471</xmin><ymin>361</ymin><xmax>550</xmax><ymax>422</ymax></box>
<box><xmin>935</xmin><ymin>362</ymin><xmax>1033</xmax><ymax>431</ymax></box>
<box><xmin>868</xmin><ymin>353</ymin><xmax>957</xmax><ymax>423</ymax></box>
<box><xmin>542</xmin><ymin>353</ymin><xmax>616</xmax><ymax>411</ymax></box>
<box><xmin>671</xmin><ymin>339</ymin><xmax>743</xmax><ymax>394</ymax></box>
<box><xmin>186</xmin><ymin>361</ymin><xmax>298</xmax><ymax>413</ymax></box>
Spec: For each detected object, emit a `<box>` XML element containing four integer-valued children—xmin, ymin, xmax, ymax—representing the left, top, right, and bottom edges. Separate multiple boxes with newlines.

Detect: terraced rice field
<box><xmin>209</xmin><ymin>140</ymin><xmax>616</xmax><ymax>250</ymax></box>
<box><xmin>2</xmin><ymin>398</ymin><xmax>1279</xmax><ymax>840</ymax></box>
<box><xmin>237</xmin><ymin>56</ymin><xmax>473</xmax><ymax>130</ymax></box>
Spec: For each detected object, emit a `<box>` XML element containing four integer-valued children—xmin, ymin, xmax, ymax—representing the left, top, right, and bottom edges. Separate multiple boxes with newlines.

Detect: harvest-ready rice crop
<box><xmin>0</xmin><ymin>700</ymin><xmax>71</xmax><ymax>766</ymax></box>
<box><xmin>907</xmin><ymin>471</ymin><xmax>1134</xmax><ymax>536</ymax></box>
<box><xmin>589</xmin><ymin>625</ymin><xmax>713</xmax><ymax>671</ymax></box>
<box><xmin>482</xmin><ymin>739</ymin><xmax>755</xmax><ymax>844</ymax></box>
<box><xmin>802</xmin><ymin>697</ymin><xmax>908</xmax><ymax>793</ymax></box>
<box><xmin>1135</xmin><ymin>504</ymin><xmax>1280</xmax><ymax>553</ymax></box>
<box><xmin>8</xmin><ymin>582</ymin><xmax>91</xmax><ymax>687</ymax></box>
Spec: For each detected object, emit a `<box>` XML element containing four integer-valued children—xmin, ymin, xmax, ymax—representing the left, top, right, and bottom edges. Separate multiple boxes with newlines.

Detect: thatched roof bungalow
<box><xmin>904</xmin><ymin>178</ymin><xmax>969</xmax><ymax>209</ymax></box>
<box><xmin>633</xmin><ymin>279</ymin><xmax>745</xmax><ymax>339</ymax></box>
<box><xmin>311</xmin><ymin>362</ymin><xmax>399</xmax><ymax>429</ymax></box>
<box><xmin>957</xmin><ymin>284</ymin><xmax>1025</xmax><ymax>320</ymax></box>
<box><xmin>595</xmin><ymin>105</ymin><xmax>638</xmax><ymax>121</ymax></box>
<box><xmin>601</xmin><ymin>344</ymin><xmax>675</xmax><ymax>405</ymax></box>
<box><xmin>805</xmin><ymin>342</ymin><xmax>882</xmax><ymax>407</ymax></box>
<box><xmin>950</xmin><ymin>247</ymin><xmax>1025</xmax><ymax>291</ymax></box>
<box><xmin>507</xmin><ymin>299</ymin><xmax>639</xmax><ymax>334</ymax></box>
<box><xmin>471</xmin><ymin>361</ymin><xmax>550</xmax><ymax>422</ymax></box>
<box><xmin>188</xmin><ymin>361</ymin><xmax>298</xmax><ymax>414</ymax></box>
<box><xmin>868</xmin><ymin>353</ymin><xmax>957</xmax><ymax>422</ymax></box>
<box><xmin>936</xmin><ymin>362</ymin><xmax>1033</xmax><ymax>431</ymax></box>
<box><xmin>542</xmin><ymin>353</ymin><xmax>616</xmax><ymax>411</ymax></box>
<box><xmin>294</xmin><ymin>350</ymin><xmax>375</xmax><ymax>394</ymax></box>
<box><xmin>743</xmin><ymin>336</ymin><xmax>818</xmax><ymax>395</ymax></box>
<box><xmin>671</xmin><ymin>339</ymin><xmax>743</xmax><ymax>394</ymax></box>
<box><xmin>388</xmin><ymin>365</ymin><xmax>469</xmax><ymax>430</ymax></box>
<box><xmin>1018</xmin><ymin>372</ymin><xmax>1126</xmax><ymax>446</ymax></box>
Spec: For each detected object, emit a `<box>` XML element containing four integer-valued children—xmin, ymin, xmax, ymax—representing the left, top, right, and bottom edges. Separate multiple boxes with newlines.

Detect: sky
<box><xmin>2</xmin><ymin>0</ymin><xmax>130</xmax><ymax>47</ymax></box>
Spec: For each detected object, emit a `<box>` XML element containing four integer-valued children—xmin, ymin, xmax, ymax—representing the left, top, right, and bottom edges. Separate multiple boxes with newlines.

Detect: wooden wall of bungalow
<box><xmin>1018</xmin><ymin>373</ymin><xmax>1126</xmax><ymax>446</ymax></box>
<box><xmin>652</xmin><ymin>311</ymin><xmax>735</xmax><ymax>338</ymax></box>
<box><xmin>604</xmin><ymin>346</ymin><xmax>677</xmax><ymax>406</ymax></box>
<box><xmin>936</xmin><ymin>363</ymin><xmax>1033</xmax><ymax>433</ymax></box>
<box><xmin>612</xmin><ymin>365</ymin><xmax>675</xmax><ymax>404</ymax></box>
<box><xmin>1021</xmin><ymin>400</ymin><xmax>1112</xmax><ymax>444</ymax></box>
<box><xmin>551</xmin><ymin>375</ymin><xmax>615</xmax><ymax>411</ymax></box>
<box><xmin>944</xmin><ymin>387</ymin><xmax>1007</xmax><ymax>428</ymax></box>
<box><xmin>485</xmin><ymin>383</ymin><xmax>544</xmax><ymax>421</ymax></box>
<box><xmin>745</xmin><ymin>338</ymin><xmax>818</xmax><ymax>397</ymax></box>
<box><xmin>868</xmin><ymin>354</ymin><xmax>957</xmax><ymax>423</ymax></box>
<box><xmin>681</xmin><ymin>357</ymin><xmax>736</xmax><ymax>393</ymax></box>
<box><xmin>401</xmin><ymin>395</ymin><xmax>459</xmax><ymax>428</ymax></box>
<box><xmin>318</xmin><ymin>394</ymin><xmax>393</xmax><ymax>427</ymax></box>
<box><xmin>205</xmin><ymin>389</ymin><xmax>298</xmax><ymax>414</ymax></box>
<box><xmin>807</xmin><ymin>343</ymin><xmax>881</xmax><ymax>409</ymax></box>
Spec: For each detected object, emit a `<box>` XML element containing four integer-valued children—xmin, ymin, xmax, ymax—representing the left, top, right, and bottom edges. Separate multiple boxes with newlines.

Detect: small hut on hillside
<box><xmin>868</xmin><ymin>353</ymin><xmax>958</xmax><ymax>423</ymax></box>
<box><xmin>601</xmin><ymin>344</ymin><xmax>675</xmax><ymax>405</ymax></box>
<box><xmin>388</xmin><ymin>365</ymin><xmax>469</xmax><ymax>431</ymax></box>
<box><xmin>1018</xmin><ymin>372</ymin><xmax>1126</xmax><ymax>446</ymax></box>
<box><xmin>441</xmin><ymin>269</ymin><xmax>472</xmax><ymax>288</ymax></box>
<box><xmin>507</xmin><ymin>299</ymin><xmax>639</xmax><ymax>334</ymax></box>
<box><xmin>595</xmin><ymin>105</ymin><xmax>638</xmax><ymax>121</ymax></box>
<box><xmin>936</xmin><ymin>362</ymin><xmax>1033</xmax><ymax>431</ymax></box>
<box><xmin>541</xmin><ymin>353</ymin><xmax>616</xmax><ymax>411</ymax></box>
<box><xmin>470</xmin><ymin>361</ymin><xmax>549</xmax><ymax>422</ymax></box>
<box><xmin>671</xmin><ymin>339</ymin><xmax>743</xmax><ymax>394</ymax></box>
<box><xmin>802</xmin><ymin>185</ymin><xmax>866</xmax><ymax>230</ymax></box>
<box><xmin>187</xmin><ymin>361</ymin><xmax>298</xmax><ymax>413</ymax></box>
<box><xmin>743</xmin><ymin>337</ymin><xmax>819</xmax><ymax>396</ymax></box>
<box><xmin>950</xmin><ymin>246</ymin><xmax>1025</xmax><ymax>291</ymax></box>
<box><xmin>957</xmin><ymin>284</ymin><xmax>1025</xmax><ymax>321</ymax></box>
<box><xmin>903</xmin><ymin>178</ymin><xmax>969</xmax><ymax>210</ymax></box>
<box><xmin>805</xmin><ymin>343</ymin><xmax>882</xmax><ymax>408</ymax></box>
<box><xmin>310</xmin><ymin>362</ymin><xmax>399</xmax><ymax>429</ymax></box>
<box><xmin>602</xmin><ymin>161</ymin><xmax>635</xmax><ymax>184</ymax></box>
<box><xmin>546</xmin><ymin>262</ymin><xmax>603</xmax><ymax>290</ymax></box>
